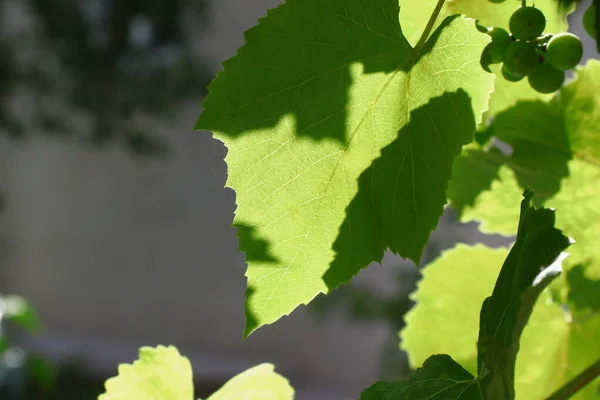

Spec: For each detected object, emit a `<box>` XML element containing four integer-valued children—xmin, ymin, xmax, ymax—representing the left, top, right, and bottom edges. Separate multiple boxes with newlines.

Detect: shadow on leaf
<box><xmin>324</xmin><ymin>89</ymin><xmax>477</xmax><ymax>289</ymax></box>
<box><xmin>567</xmin><ymin>264</ymin><xmax>600</xmax><ymax>312</ymax></box>
<box><xmin>196</xmin><ymin>0</ymin><xmax>457</xmax><ymax>144</ymax></box>
<box><xmin>244</xmin><ymin>286</ymin><xmax>259</xmax><ymax>337</ymax></box>
<box><xmin>235</xmin><ymin>223</ymin><xmax>279</xmax><ymax>263</ymax></box>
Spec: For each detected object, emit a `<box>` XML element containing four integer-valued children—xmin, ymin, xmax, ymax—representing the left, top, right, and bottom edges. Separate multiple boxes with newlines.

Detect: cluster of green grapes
<box><xmin>480</xmin><ymin>6</ymin><xmax>583</xmax><ymax>93</ymax></box>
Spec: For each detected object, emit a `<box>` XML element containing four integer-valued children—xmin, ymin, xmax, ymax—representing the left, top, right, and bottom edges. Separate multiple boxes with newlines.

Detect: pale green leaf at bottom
<box><xmin>208</xmin><ymin>363</ymin><xmax>294</xmax><ymax>400</ymax></box>
<box><xmin>99</xmin><ymin>345</ymin><xmax>194</xmax><ymax>400</ymax></box>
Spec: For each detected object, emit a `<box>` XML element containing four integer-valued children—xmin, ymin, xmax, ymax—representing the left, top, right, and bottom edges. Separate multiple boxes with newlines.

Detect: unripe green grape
<box><xmin>527</xmin><ymin>61</ymin><xmax>565</xmax><ymax>93</ymax></box>
<box><xmin>486</xmin><ymin>27</ymin><xmax>511</xmax><ymax>63</ymax></box>
<box><xmin>509</xmin><ymin>6</ymin><xmax>546</xmax><ymax>41</ymax></box>
<box><xmin>488</xmin><ymin>26</ymin><xmax>511</xmax><ymax>43</ymax></box>
<box><xmin>503</xmin><ymin>40</ymin><xmax>539</xmax><ymax>78</ymax></box>
<box><xmin>502</xmin><ymin>64</ymin><xmax>524</xmax><ymax>82</ymax></box>
<box><xmin>583</xmin><ymin>5</ymin><xmax>596</xmax><ymax>38</ymax></box>
<box><xmin>545</xmin><ymin>33</ymin><xmax>583</xmax><ymax>71</ymax></box>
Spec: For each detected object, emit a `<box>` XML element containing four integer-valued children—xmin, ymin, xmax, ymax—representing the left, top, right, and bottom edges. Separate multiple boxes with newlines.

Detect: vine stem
<box><xmin>545</xmin><ymin>358</ymin><xmax>600</xmax><ymax>400</ymax></box>
<box><xmin>413</xmin><ymin>0</ymin><xmax>446</xmax><ymax>54</ymax></box>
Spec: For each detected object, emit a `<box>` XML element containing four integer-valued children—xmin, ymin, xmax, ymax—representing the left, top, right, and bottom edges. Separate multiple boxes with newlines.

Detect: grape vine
<box><xmin>93</xmin><ymin>0</ymin><xmax>600</xmax><ymax>398</ymax></box>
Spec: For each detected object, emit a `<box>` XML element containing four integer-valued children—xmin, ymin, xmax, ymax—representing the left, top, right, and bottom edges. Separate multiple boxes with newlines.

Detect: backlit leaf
<box><xmin>99</xmin><ymin>346</ymin><xmax>193</xmax><ymax>400</ymax></box>
<box><xmin>360</xmin><ymin>354</ymin><xmax>482</xmax><ymax>400</ymax></box>
<box><xmin>196</xmin><ymin>0</ymin><xmax>494</xmax><ymax>334</ymax></box>
<box><xmin>399</xmin><ymin>0</ymin><xmax>571</xmax><ymax>116</ymax></box>
<box><xmin>208</xmin><ymin>363</ymin><xmax>294</xmax><ymax>400</ymax></box>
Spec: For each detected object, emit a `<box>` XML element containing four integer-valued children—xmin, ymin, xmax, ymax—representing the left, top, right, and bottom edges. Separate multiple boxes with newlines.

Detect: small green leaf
<box><xmin>360</xmin><ymin>354</ymin><xmax>482</xmax><ymax>400</ymax></box>
<box><xmin>98</xmin><ymin>345</ymin><xmax>194</xmax><ymax>400</ymax></box>
<box><xmin>1</xmin><ymin>295</ymin><xmax>42</xmax><ymax>332</ymax></box>
<box><xmin>561</xmin><ymin>60</ymin><xmax>600</xmax><ymax>165</ymax></box>
<box><xmin>208</xmin><ymin>363</ymin><xmax>294</xmax><ymax>400</ymax></box>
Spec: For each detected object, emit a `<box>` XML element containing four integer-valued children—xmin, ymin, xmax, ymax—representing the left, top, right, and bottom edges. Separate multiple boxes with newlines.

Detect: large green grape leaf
<box><xmin>208</xmin><ymin>364</ymin><xmax>294</xmax><ymax>400</ymax></box>
<box><xmin>399</xmin><ymin>0</ymin><xmax>570</xmax><ymax>117</ymax></box>
<box><xmin>360</xmin><ymin>354</ymin><xmax>482</xmax><ymax>400</ymax></box>
<box><xmin>98</xmin><ymin>346</ymin><xmax>194</xmax><ymax>400</ymax></box>
<box><xmin>196</xmin><ymin>0</ymin><xmax>494</xmax><ymax>334</ymax></box>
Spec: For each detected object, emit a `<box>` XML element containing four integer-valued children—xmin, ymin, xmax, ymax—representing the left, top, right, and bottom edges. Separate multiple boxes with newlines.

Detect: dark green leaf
<box><xmin>476</xmin><ymin>189</ymin><xmax>571</xmax><ymax>399</ymax></box>
<box><xmin>360</xmin><ymin>355</ymin><xmax>482</xmax><ymax>400</ymax></box>
<box><xmin>449</xmin><ymin>98</ymin><xmax>572</xmax><ymax>210</ymax></box>
<box><xmin>99</xmin><ymin>346</ymin><xmax>194</xmax><ymax>400</ymax></box>
<box><xmin>488</xmin><ymin>100</ymin><xmax>572</xmax><ymax>205</ymax></box>
<box><xmin>402</xmin><ymin>244</ymin><xmax>569</xmax><ymax>399</ymax></box>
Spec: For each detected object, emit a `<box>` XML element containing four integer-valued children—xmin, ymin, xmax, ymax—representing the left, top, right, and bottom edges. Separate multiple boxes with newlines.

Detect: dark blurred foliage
<box><xmin>0</xmin><ymin>0</ymin><xmax>213</xmax><ymax>156</ymax></box>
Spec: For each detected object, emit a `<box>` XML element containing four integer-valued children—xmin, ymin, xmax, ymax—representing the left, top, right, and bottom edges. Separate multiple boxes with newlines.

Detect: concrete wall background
<box><xmin>0</xmin><ymin>0</ymin><xmax>596</xmax><ymax>398</ymax></box>
<box><xmin>0</xmin><ymin>1</ymin><xmax>396</xmax><ymax>397</ymax></box>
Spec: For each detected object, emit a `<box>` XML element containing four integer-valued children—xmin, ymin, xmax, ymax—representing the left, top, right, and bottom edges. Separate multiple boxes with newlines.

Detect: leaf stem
<box><xmin>414</xmin><ymin>0</ymin><xmax>446</xmax><ymax>54</ymax></box>
<box><xmin>545</xmin><ymin>358</ymin><xmax>600</xmax><ymax>400</ymax></box>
